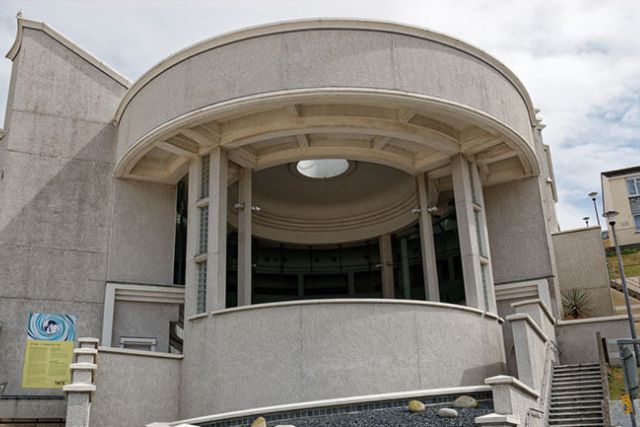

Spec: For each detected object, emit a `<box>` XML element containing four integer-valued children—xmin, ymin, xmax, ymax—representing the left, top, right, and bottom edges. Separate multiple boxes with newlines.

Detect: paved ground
<box><xmin>271</xmin><ymin>403</ymin><xmax>493</xmax><ymax>426</ymax></box>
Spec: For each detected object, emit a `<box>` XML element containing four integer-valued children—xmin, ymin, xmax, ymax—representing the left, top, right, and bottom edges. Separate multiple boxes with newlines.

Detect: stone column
<box><xmin>237</xmin><ymin>167</ymin><xmax>252</xmax><ymax>306</ymax></box>
<box><xmin>379</xmin><ymin>234</ymin><xmax>395</xmax><ymax>298</ymax></box>
<box><xmin>184</xmin><ymin>158</ymin><xmax>201</xmax><ymax>317</ymax></box>
<box><xmin>451</xmin><ymin>155</ymin><xmax>497</xmax><ymax>313</ymax></box>
<box><xmin>64</xmin><ymin>338</ymin><xmax>99</xmax><ymax>427</ymax></box>
<box><xmin>206</xmin><ymin>147</ymin><xmax>228</xmax><ymax>311</ymax></box>
<box><xmin>416</xmin><ymin>172</ymin><xmax>440</xmax><ymax>301</ymax></box>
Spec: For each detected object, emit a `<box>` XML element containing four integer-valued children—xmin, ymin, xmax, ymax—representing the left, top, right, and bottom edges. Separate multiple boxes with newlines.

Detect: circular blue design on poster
<box><xmin>28</xmin><ymin>313</ymin><xmax>76</xmax><ymax>341</ymax></box>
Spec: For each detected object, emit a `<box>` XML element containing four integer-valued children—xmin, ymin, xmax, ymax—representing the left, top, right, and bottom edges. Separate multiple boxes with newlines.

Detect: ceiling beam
<box><xmin>221</xmin><ymin>116</ymin><xmax>460</xmax><ymax>154</ymax></box>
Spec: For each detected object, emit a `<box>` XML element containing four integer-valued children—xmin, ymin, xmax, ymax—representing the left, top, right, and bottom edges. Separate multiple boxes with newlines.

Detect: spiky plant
<box><xmin>562</xmin><ymin>288</ymin><xmax>592</xmax><ymax>319</ymax></box>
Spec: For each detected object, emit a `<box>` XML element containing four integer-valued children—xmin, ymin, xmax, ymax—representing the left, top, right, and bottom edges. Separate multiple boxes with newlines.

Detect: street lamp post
<box><xmin>589</xmin><ymin>192</ymin><xmax>601</xmax><ymax>227</ymax></box>
<box><xmin>605</xmin><ymin>210</ymin><xmax>639</xmax><ymax>362</ymax></box>
<box><xmin>583</xmin><ymin>216</ymin><xmax>590</xmax><ymax>227</ymax></box>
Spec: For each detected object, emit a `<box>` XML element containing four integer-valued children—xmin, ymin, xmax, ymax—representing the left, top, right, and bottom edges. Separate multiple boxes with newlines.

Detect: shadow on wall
<box><xmin>0</xmin><ymin>124</ymin><xmax>117</xmax><ymax>397</ymax></box>
<box><xmin>460</xmin><ymin>362</ymin><xmax>506</xmax><ymax>386</ymax></box>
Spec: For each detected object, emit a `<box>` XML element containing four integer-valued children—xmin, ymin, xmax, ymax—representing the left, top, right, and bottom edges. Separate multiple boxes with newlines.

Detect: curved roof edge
<box><xmin>6</xmin><ymin>15</ymin><xmax>131</xmax><ymax>89</ymax></box>
<box><xmin>114</xmin><ymin>18</ymin><xmax>538</xmax><ymax>125</ymax></box>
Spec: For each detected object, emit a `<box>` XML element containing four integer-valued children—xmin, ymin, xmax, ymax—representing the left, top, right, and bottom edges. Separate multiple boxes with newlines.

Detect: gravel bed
<box><xmin>269</xmin><ymin>402</ymin><xmax>492</xmax><ymax>426</ymax></box>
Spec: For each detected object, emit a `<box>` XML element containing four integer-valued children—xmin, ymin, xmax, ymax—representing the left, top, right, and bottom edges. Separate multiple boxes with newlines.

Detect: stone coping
<box><xmin>186</xmin><ymin>298</ymin><xmax>503</xmax><ymax>323</ymax></box>
<box><xmin>510</xmin><ymin>298</ymin><xmax>556</xmax><ymax>325</ymax></box>
<box><xmin>98</xmin><ymin>346</ymin><xmax>183</xmax><ymax>360</ymax></box>
<box><xmin>6</xmin><ymin>16</ymin><xmax>130</xmax><ymax>87</ymax></box>
<box><xmin>556</xmin><ymin>314</ymin><xmax>629</xmax><ymax>326</ymax></box>
<box><xmin>160</xmin><ymin>385</ymin><xmax>492</xmax><ymax>426</ymax></box>
<box><xmin>475</xmin><ymin>413</ymin><xmax>519</xmax><ymax>426</ymax></box>
<box><xmin>484</xmin><ymin>375</ymin><xmax>540</xmax><ymax>399</ymax></box>
<box><xmin>504</xmin><ymin>313</ymin><xmax>548</xmax><ymax>343</ymax></box>
<box><xmin>551</xmin><ymin>226</ymin><xmax>602</xmax><ymax>236</ymax></box>
<box><xmin>115</xmin><ymin>18</ymin><xmax>535</xmax><ymax>123</ymax></box>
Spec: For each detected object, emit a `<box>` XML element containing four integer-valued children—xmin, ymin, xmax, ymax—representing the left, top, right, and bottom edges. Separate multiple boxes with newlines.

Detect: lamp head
<box><xmin>603</xmin><ymin>210</ymin><xmax>619</xmax><ymax>226</ymax></box>
<box><xmin>588</xmin><ymin>191</ymin><xmax>598</xmax><ymax>199</ymax></box>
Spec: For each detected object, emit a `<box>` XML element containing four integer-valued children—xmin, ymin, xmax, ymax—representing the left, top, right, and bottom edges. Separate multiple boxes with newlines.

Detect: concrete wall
<box><xmin>117</xmin><ymin>23</ymin><xmax>534</xmax><ymax>159</ymax></box>
<box><xmin>91</xmin><ymin>348</ymin><xmax>181</xmax><ymax>427</ymax></box>
<box><xmin>107</xmin><ymin>179</ymin><xmax>177</xmax><ymax>286</ymax></box>
<box><xmin>112</xmin><ymin>300</ymin><xmax>180</xmax><ymax>353</ymax></box>
<box><xmin>0</xmin><ymin>26</ymin><xmax>126</xmax><ymax>418</ymax></box>
<box><xmin>556</xmin><ymin>315</ymin><xmax>630</xmax><ymax>364</ymax></box>
<box><xmin>179</xmin><ymin>299</ymin><xmax>506</xmax><ymax>419</ymax></box>
<box><xmin>552</xmin><ymin>227</ymin><xmax>613</xmax><ymax>318</ymax></box>
<box><xmin>484</xmin><ymin>177</ymin><xmax>555</xmax><ymax>285</ymax></box>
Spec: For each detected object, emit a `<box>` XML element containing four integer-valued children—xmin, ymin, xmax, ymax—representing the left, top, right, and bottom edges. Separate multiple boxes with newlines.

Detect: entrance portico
<box><xmin>111</xmin><ymin>21</ymin><xmax>542</xmax><ymax>319</ymax></box>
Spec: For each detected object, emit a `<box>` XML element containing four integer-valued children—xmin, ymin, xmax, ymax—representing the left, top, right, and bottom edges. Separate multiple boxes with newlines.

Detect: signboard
<box><xmin>622</xmin><ymin>393</ymin><xmax>634</xmax><ymax>414</ymax></box>
<box><xmin>21</xmin><ymin>313</ymin><xmax>76</xmax><ymax>389</ymax></box>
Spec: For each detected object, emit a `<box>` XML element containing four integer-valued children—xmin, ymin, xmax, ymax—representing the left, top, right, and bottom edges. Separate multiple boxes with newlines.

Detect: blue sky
<box><xmin>0</xmin><ymin>0</ymin><xmax>639</xmax><ymax>230</ymax></box>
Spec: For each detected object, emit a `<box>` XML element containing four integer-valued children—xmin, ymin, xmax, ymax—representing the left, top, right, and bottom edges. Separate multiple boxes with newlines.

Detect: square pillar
<box><xmin>379</xmin><ymin>234</ymin><xmax>395</xmax><ymax>298</ymax></box>
<box><xmin>206</xmin><ymin>147</ymin><xmax>228</xmax><ymax>312</ymax></box>
<box><xmin>184</xmin><ymin>158</ymin><xmax>201</xmax><ymax>317</ymax></box>
<box><xmin>416</xmin><ymin>172</ymin><xmax>439</xmax><ymax>301</ymax></box>
<box><xmin>237</xmin><ymin>167</ymin><xmax>252</xmax><ymax>306</ymax></box>
<box><xmin>451</xmin><ymin>155</ymin><xmax>497</xmax><ymax>313</ymax></box>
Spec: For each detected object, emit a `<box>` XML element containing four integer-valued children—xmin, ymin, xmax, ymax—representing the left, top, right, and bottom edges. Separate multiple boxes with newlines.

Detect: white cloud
<box><xmin>0</xmin><ymin>0</ymin><xmax>639</xmax><ymax>230</ymax></box>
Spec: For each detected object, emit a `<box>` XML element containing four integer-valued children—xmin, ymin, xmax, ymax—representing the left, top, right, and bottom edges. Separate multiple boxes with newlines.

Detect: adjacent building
<box><xmin>602</xmin><ymin>165</ymin><xmax>640</xmax><ymax>247</ymax></box>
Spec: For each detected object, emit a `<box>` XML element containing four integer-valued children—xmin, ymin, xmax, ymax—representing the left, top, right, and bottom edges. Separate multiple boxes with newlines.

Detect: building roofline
<box><xmin>601</xmin><ymin>164</ymin><xmax>640</xmax><ymax>178</ymax></box>
<box><xmin>113</xmin><ymin>18</ymin><xmax>538</xmax><ymax>125</ymax></box>
<box><xmin>6</xmin><ymin>15</ymin><xmax>131</xmax><ymax>89</ymax></box>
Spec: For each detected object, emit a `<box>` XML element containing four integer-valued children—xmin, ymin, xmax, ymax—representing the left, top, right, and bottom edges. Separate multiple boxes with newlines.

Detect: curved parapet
<box><xmin>180</xmin><ymin>299</ymin><xmax>506</xmax><ymax>418</ymax></box>
<box><xmin>114</xmin><ymin>19</ymin><xmax>540</xmax><ymax>186</ymax></box>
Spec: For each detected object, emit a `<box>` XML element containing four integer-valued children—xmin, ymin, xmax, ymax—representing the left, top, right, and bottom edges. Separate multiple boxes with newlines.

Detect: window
<box><xmin>627</xmin><ymin>177</ymin><xmax>640</xmax><ymax>196</ymax></box>
<box><xmin>628</xmin><ymin>176</ymin><xmax>640</xmax><ymax>231</ymax></box>
<box><xmin>119</xmin><ymin>337</ymin><xmax>157</xmax><ymax>352</ymax></box>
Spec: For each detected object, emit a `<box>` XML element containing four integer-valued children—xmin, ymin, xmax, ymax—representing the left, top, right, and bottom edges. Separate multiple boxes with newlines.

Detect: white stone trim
<box><xmin>115</xmin><ymin>18</ymin><xmax>536</xmax><ymax>124</ymax></box>
<box><xmin>6</xmin><ymin>16</ymin><xmax>130</xmax><ymax>87</ymax></box>
<box><xmin>510</xmin><ymin>298</ymin><xmax>556</xmax><ymax>325</ymax></box>
<box><xmin>556</xmin><ymin>314</ymin><xmax>629</xmax><ymax>326</ymax></box>
<box><xmin>484</xmin><ymin>375</ymin><xmax>540</xmax><ymax>399</ymax></box>
<box><xmin>98</xmin><ymin>346</ymin><xmax>183</xmax><ymax>360</ymax></box>
<box><xmin>505</xmin><ymin>313</ymin><xmax>548</xmax><ymax>343</ymax></box>
<box><xmin>160</xmin><ymin>385</ymin><xmax>492</xmax><ymax>426</ymax></box>
<box><xmin>475</xmin><ymin>413</ymin><xmax>520</xmax><ymax>426</ymax></box>
<box><xmin>101</xmin><ymin>282</ymin><xmax>185</xmax><ymax>347</ymax></box>
<box><xmin>114</xmin><ymin>87</ymin><xmax>540</xmax><ymax>183</ymax></box>
<box><xmin>185</xmin><ymin>298</ymin><xmax>503</xmax><ymax>323</ymax></box>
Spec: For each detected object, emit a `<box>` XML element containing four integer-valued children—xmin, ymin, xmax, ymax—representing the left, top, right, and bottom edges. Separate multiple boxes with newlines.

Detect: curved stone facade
<box><xmin>180</xmin><ymin>300</ymin><xmax>506</xmax><ymax>417</ymax></box>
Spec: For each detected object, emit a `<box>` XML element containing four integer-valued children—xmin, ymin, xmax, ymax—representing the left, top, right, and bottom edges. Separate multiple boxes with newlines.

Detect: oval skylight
<box><xmin>296</xmin><ymin>159</ymin><xmax>350</xmax><ymax>179</ymax></box>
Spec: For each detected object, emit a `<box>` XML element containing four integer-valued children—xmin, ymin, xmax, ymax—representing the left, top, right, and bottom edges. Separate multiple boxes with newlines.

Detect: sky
<box><xmin>0</xmin><ymin>0</ymin><xmax>638</xmax><ymax>230</ymax></box>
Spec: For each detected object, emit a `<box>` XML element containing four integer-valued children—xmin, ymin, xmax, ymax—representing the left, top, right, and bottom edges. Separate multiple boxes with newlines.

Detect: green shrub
<box><xmin>562</xmin><ymin>288</ymin><xmax>592</xmax><ymax>319</ymax></box>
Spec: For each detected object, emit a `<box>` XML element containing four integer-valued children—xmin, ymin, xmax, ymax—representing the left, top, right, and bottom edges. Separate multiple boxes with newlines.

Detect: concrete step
<box><xmin>550</xmin><ymin>399</ymin><xmax>602</xmax><ymax>407</ymax></box>
<box><xmin>553</xmin><ymin>366</ymin><xmax>600</xmax><ymax>377</ymax></box>
<box><xmin>549</xmin><ymin>410</ymin><xmax>603</xmax><ymax>417</ymax></box>
<box><xmin>553</xmin><ymin>377</ymin><xmax>602</xmax><ymax>384</ymax></box>
<box><xmin>551</xmin><ymin>396</ymin><xmax>603</xmax><ymax>403</ymax></box>
<box><xmin>549</xmin><ymin>424</ymin><xmax>603</xmax><ymax>427</ymax></box>
<box><xmin>555</xmin><ymin>363</ymin><xmax>600</xmax><ymax>369</ymax></box>
<box><xmin>551</xmin><ymin>390</ymin><xmax>602</xmax><ymax>400</ymax></box>
<box><xmin>552</xmin><ymin>384</ymin><xmax>604</xmax><ymax>392</ymax></box>
<box><xmin>554</xmin><ymin>365</ymin><xmax>600</xmax><ymax>371</ymax></box>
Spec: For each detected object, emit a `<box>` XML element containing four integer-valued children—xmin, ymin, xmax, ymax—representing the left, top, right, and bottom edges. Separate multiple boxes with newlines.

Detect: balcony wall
<box><xmin>179</xmin><ymin>299</ymin><xmax>506</xmax><ymax>418</ymax></box>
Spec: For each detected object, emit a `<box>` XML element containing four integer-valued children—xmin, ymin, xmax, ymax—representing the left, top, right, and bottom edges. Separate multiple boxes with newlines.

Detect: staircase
<box><xmin>548</xmin><ymin>363</ymin><xmax>605</xmax><ymax>426</ymax></box>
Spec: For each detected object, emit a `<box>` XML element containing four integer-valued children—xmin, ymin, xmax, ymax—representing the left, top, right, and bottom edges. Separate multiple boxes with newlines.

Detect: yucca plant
<box><xmin>562</xmin><ymin>288</ymin><xmax>592</xmax><ymax>319</ymax></box>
